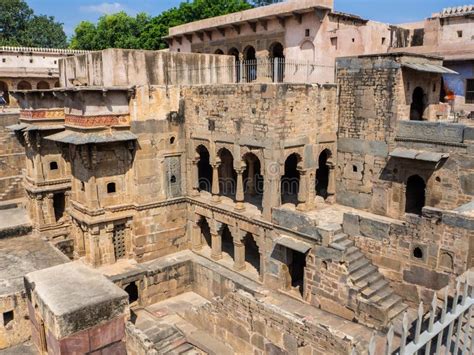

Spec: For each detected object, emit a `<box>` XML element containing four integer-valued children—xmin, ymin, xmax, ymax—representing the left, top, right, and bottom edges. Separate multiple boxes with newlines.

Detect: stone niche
<box><xmin>24</xmin><ymin>263</ymin><xmax>129</xmax><ymax>355</ymax></box>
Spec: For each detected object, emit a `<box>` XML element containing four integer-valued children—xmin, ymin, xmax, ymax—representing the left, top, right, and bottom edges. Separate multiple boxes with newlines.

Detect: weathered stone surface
<box><xmin>343</xmin><ymin>213</ymin><xmax>360</xmax><ymax>236</ymax></box>
<box><xmin>359</xmin><ymin>217</ymin><xmax>390</xmax><ymax>240</ymax></box>
<box><xmin>403</xmin><ymin>265</ymin><xmax>449</xmax><ymax>290</ymax></box>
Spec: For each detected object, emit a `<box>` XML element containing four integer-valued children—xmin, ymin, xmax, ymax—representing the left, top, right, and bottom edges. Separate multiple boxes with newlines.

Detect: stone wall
<box><xmin>336</xmin><ymin>54</ymin><xmax>474</xmax><ymax>218</ymax></box>
<box><xmin>59</xmin><ymin>49</ymin><xmax>235</xmax><ymax>87</ymax></box>
<box><xmin>0</xmin><ymin>113</ymin><xmax>25</xmax><ymax>202</ymax></box>
<box><xmin>343</xmin><ymin>206</ymin><xmax>474</xmax><ymax>305</ymax></box>
<box><xmin>184</xmin><ymin>290</ymin><xmax>353</xmax><ymax>355</ymax></box>
<box><xmin>0</xmin><ymin>292</ymin><xmax>29</xmax><ymax>349</ymax></box>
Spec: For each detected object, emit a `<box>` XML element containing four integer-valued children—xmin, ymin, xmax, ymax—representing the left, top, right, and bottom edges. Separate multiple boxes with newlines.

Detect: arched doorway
<box><xmin>221</xmin><ymin>225</ymin><xmax>234</xmax><ymax>260</ymax></box>
<box><xmin>243</xmin><ymin>233</ymin><xmax>260</xmax><ymax>274</ymax></box>
<box><xmin>196</xmin><ymin>145</ymin><xmax>212</xmax><ymax>192</ymax></box>
<box><xmin>218</xmin><ymin>148</ymin><xmax>236</xmax><ymax>199</ymax></box>
<box><xmin>53</xmin><ymin>192</ymin><xmax>66</xmax><ymax>222</ymax></box>
<box><xmin>37</xmin><ymin>81</ymin><xmax>50</xmax><ymax>90</ymax></box>
<box><xmin>281</xmin><ymin>153</ymin><xmax>301</xmax><ymax>205</ymax></box>
<box><xmin>243</xmin><ymin>46</ymin><xmax>257</xmax><ymax>82</ymax></box>
<box><xmin>228</xmin><ymin>47</ymin><xmax>240</xmax><ymax>82</ymax></box>
<box><xmin>269</xmin><ymin>42</ymin><xmax>285</xmax><ymax>82</ymax></box>
<box><xmin>0</xmin><ymin>81</ymin><xmax>9</xmax><ymax>105</ymax></box>
<box><xmin>316</xmin><ymin>149</ymin><xmax>331</xmax><ymax>199</ymax></box>
<box><xmin>17</xmin><ymin>81</ymin><xmax>32</xmax><ymax>90</ymax></box>
<box><xmin>214</xmin><ymin>49</ymin><xmax>224</xmax><ymax>55</ymax></box>
<box><xmin>243</xmin><ymin>153</ymin><xmax>263</xmax><ymax>208</ymax></box>
<box><xmin>405</xmin><ymin>175</ymin><xmax>426</xmax><ymax>215</ymax></box>
<box><xmin>198</xmin><ymin>217</ymin><xmax>212</xmax><ymax>250</ymax></box>
<box><xmin>410</xmin><ymin>87</ymin><xmax>425</xmax><ymax>120</ymax></box>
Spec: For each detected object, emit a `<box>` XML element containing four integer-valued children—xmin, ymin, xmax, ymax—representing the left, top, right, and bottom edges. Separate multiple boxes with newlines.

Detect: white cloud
<box><xmin>80</xmin><ymin>2</ymin><xmax>127</xmax><ymax>15</ymax></box>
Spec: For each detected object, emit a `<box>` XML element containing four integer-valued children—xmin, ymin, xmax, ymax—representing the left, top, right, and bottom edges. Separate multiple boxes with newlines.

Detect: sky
<box><xmin>26</xmin><ymin>0</ymin><xmax>473</xmax><ymax>37</ymax></box>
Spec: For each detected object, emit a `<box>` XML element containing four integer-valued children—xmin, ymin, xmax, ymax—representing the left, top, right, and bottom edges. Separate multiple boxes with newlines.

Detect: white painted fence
<box><xmin>367</xmin><ymin>281</ymin><xmax>474</xmax><ymax>355</ymax></box>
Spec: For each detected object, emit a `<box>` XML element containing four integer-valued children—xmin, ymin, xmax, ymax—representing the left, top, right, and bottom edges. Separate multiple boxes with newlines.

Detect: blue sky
<box><xmin>27</xmin><ymin>0</ymin><xmax>472</xmax><ymax>37</ymax></box>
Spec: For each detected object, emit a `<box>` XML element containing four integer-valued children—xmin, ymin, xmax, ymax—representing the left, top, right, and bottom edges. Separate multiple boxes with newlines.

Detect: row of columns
<box><xmin>190</xmin><ymin>217</ymin><xmax>262</xmax><ymax>277</ymax></box>
<box><xmin>191</xmin><ymin>150</ymin><xmax>336</xmax><ymax>211</ymax></box>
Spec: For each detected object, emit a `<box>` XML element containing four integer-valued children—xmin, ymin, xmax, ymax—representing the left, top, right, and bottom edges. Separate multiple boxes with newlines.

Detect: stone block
<box><xmin>403</xmin><ymin>265</ymin><xmax>449</xmax><ymax>290</ymax></box>
<box><xmin>343</xmin><ymin>213</ymin><xmax>360</xmax><ymax>236</ymax></box>
<box><xmin>359</xmin><ymin>217</ymin><xmax>390</xmax><ymax>240</ymax></box>
<box><xmin>251</xmin><ymin>333</ymin><xmax>265</xmax><ymax>350</ymax></box>
<box><xmin>336</xmin><ymin>191</ymin><xmax>371</xmax><ymax>210</ymax></box>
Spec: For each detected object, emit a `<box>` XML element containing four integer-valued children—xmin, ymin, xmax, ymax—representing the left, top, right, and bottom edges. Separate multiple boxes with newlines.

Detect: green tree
<box><xmin>250</xmin><ymin>0</ymin><xmax>282</xmax><ymax>7</ymax></box>
<box><xmin>22</xmin><ymin>15</ymin><xmax>68</xmax><ymax>48</ymax></box>
<box><xmin>0</xmin><ymin>0</ymin><xmax>67</xmax><ymax>48</ymax></box>
<box><xmin>70</xmin><ymin>0</ymin><xmax>252</xmax><ymax>50</ymax></box>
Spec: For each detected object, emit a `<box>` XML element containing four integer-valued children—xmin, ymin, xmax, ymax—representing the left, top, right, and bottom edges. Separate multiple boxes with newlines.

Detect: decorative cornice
<box><xmin>65</xmin><ymin>114</ymin><xmax>130</xmax><ymax>128</ymax></box>
<box><xmin>20</xmin><ymin>109</ymin><xmax>64</xmax><ymax>120</ymax></box>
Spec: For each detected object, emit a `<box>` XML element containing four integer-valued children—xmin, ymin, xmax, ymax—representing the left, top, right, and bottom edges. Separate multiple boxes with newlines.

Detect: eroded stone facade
<box><xmin>2</xmin><ymin>47</ymin><xmax>473</xmax><ymax>354</ymax></box>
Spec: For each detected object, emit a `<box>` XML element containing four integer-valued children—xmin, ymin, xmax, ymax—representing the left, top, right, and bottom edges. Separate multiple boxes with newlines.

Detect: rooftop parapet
<box><xmin>167</xmin><ymin>0</ymin><xmax>333</xmax><ymax>37</ymax></box>
<box><xmin>0</xmin><ymin>46</ymin><xmax>89</xmax><ymax>56</ymax></box>
<box><xmin>59</xmin><ymin>49</ymin><xmax>235</xmax><ymax>88</ymax></box>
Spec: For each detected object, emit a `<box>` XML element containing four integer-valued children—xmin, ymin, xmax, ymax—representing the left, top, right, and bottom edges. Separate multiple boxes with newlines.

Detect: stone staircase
<box><xmin>0</xmin><ymin>176</ymin><xmax>23</xmax><ymax>201</ymax></box>
<box><xmin>330</xmin><ymin>233</ymin><xmax>409</xmax><ymax>328</ymax></box>
<box><xmin>141</xmin><ymin>323</ymin><xmax>199</xmax><ymax>354</ymax></box>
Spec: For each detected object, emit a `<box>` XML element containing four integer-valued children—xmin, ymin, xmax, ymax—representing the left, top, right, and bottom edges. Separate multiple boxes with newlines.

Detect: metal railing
<box><xmin>165</xmin><ymin>58</ymin><xmax>331</xmax><ymax>85</ymax></box>
<box><xmin>368</xmin><ymin>281</ymin><xmax>474</xmax><ymax>355</ymax></box>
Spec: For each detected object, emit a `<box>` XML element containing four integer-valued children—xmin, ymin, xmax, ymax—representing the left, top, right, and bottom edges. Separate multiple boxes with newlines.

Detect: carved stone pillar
<box><xmin>233</xmin><ymin>241</ymin><xmax>246</xmax><ymax>271</ymax></box>
<box><xmin>191</xmin><ymin>155</ymin><xmax>200</xmax><ymax>197</ymax></box>
<box><xmin>297</xmin><ymin>169</ymin><xmax>308</xmax><ymax>211</ymax></box>
<box><xmin>46</xmin><ymin>193</ymin><xmax>55</xmax><ymax>224</ymax></box>
<box><xmin>235</xmin><ymin>168</ymin><xmax>245</xmax><ymax>212</ymax></box>
<box><xmin>35</xmin><ymin>195</ymin><xmax>45</xmax><ymax>227</ymax></box>
<box><xmin>327</xmin><ymin>160</ymin><xmax>336</xmax><ymax>203</ymax></box>
<box><xmin>191</xmin><ymin>220</ymin><xmax>202</xmax><ymax>251</ymax></box>
<box><xmin>247</xmin><ymin>158</ymin><xmax>256</xmax><ymax>196</ymax></box>
<box><xmin>211</xmin><ymin>161</ymin><xmax>221</xmax><ymax>202</ymax></box>
<box><xmin>210</xmin><ymin>222</ymin><xmax>222</xmax><ymax>260</ymax></box>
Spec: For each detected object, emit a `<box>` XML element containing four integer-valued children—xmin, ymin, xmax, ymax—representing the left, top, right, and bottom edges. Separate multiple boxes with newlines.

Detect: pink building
<box><xmin>165</xmin><ymin>0</ymin><xmax>392</xmax><ymax>84</ymax></box>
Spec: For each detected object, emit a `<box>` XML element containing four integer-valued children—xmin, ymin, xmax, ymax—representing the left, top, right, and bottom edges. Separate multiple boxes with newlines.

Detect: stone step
<box><xmin>380</xmin><ymin>294</ymin><xmax>403</xmax><ymax>313</ymax></box>
<box><xmin>369</xmin><ymin>287</ymin><xmax>393</xmax><ymax>305</ymax></box>
<box><xmin>345</xmin><ymin>246</ymin><xmax>359</xmax><ymax>258</ymax></box>
<box><xmin>355</xmin><ymin>272</ymin><xmax>384</xmax><ymax>291</ymax></box>
<box><xmin>348</xmin><ymin>258</ymin><xmax>370</xmax><ymax>274</ymax></box>
<box><xmin>389</xmin><ymin>302</ymin><xmax>410</xmax><ymax>324</ymax></box>
<box><xmin>339</xmin><ymin>238</ymin><xmax>355</xmax><ymax>249</ymax></box>
<box><xmin>350</xmin><ymin>264</ymin><xmax>377</xmax><ymax>283</ymax></box>
<box><xmin>361</xmin><ymin>279</ymin><xmax>389</xmax><ymax>299</ymax></box>
<box><xmin>332</xmin><ymin>233</ymin><xmax>348</xmax><ymax>244</ymax></box>
<box><xmin>345</xmin><ymin>250</ymin><xmax>365</xmax><ymax>264</ymax></box>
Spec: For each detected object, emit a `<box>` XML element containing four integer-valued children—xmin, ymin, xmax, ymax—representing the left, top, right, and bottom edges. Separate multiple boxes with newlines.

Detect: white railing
<box><xmin>0</xmin><ymin>46</ymin><xmax>89</xmax><ymax>55</ymax></box>
<box><xmin>165</xmin><ymin>58</ymin><xmax>331</xmax><ymax>85</ymax></box>
<box><xmin>368</xmin><ymin>281</ymin><xmax>474</xmax><ymax>355</ymax></box>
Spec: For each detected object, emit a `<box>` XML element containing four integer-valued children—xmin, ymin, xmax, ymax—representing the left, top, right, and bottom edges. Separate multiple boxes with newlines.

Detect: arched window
<box><xmin>243</xmin><ymin>152</ymin><xmax>263</xmax><ymax>209</ymax></box>
<box><xmin>316</xmin><ymin>150</ymin><xmax>331</xmax><ymax>199</ymax></box>
<box><xmin>214</xmin><ymin>49</ymin><xmax>224</xmax><ymax>55</ymax></box>
<box><xmin>218</xmin><ymin>148</ymin><xmax>236</xmax><ymax>199</ymax></box>
<box><xmin>37</xmin><ymin>81</ymin><xmax>50</xmax><ymax>90</ymax></box>
<box><xmin>107</xmin><ymin>182</ymin><xmax>116</xmax><ymax>194</ymax></box>
<box><xmin>269</xmin><ymin>42</ymin><xmax>285</xmax><ymax>82</ymax></box>
<box><xmin>198</xmin><ymin>217</ymin><xmax>212</xmax><ymax>250</ymax></box>
<box><xmin>196</xmin><ymin>145</ymin><xmax>212</xmax><ymax>192</ymax></box>
<box><xmin>243</xmin><ymin>46</ymin><xmax>257</xmax><ymax>82</ymax></box>
<box><xmin>281</xmin><ymin>153</ymin><xmax>301</xmax><ymax>205</ymax></box>
<box><xmin>410</xmin><ymin>87</ymin><xmax>425</xmax><ymax>120</ymax></box>
<box><xmin>17</xmin><ymin>81</ymin><xmax>32</xmax><ymax>90</ymax></box>
<box><xmin>228</xmin><ymin>47</ymin><xmax>241</xmax><ymax>82</ymax></box>
<box><xmin>405</xmin><ymin>175</ymin><xmax>425</xmax><ymax>215</ymax></box>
